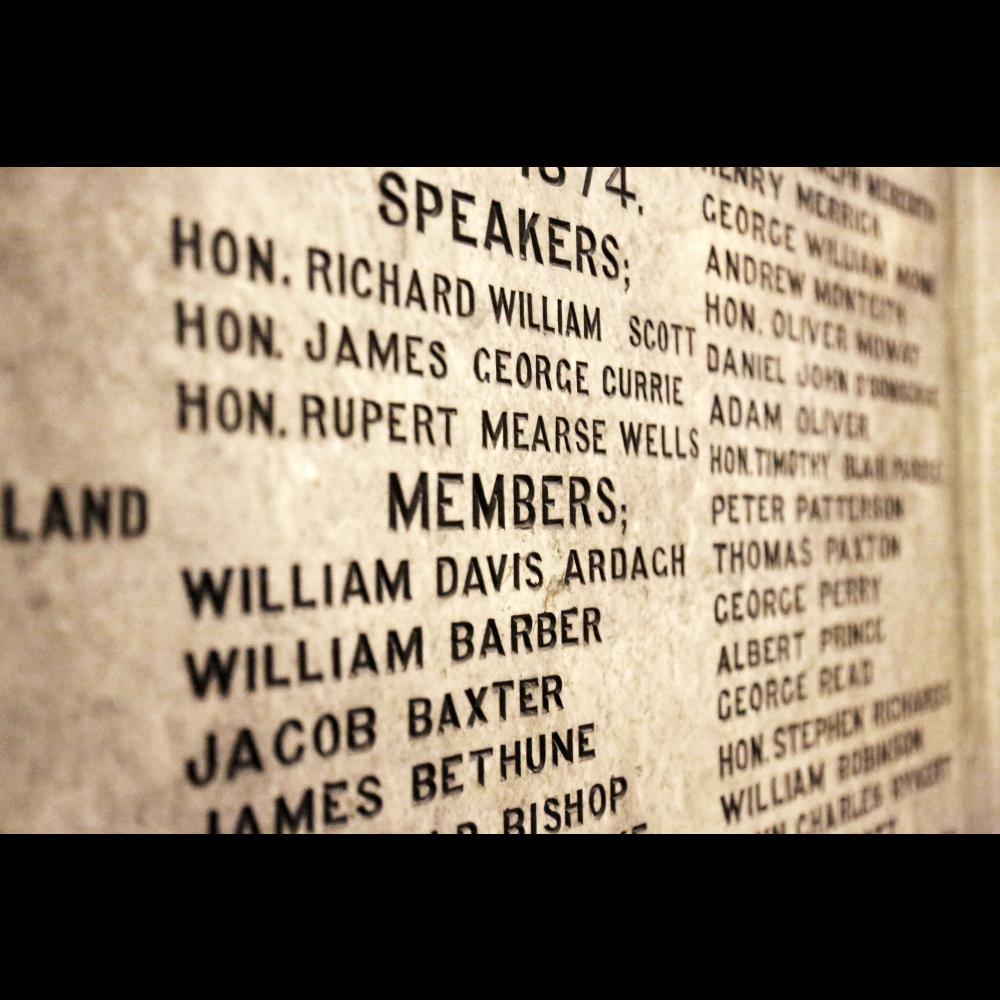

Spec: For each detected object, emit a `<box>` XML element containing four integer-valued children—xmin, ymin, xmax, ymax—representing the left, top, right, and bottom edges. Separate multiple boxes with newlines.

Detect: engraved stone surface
<box><xmin>0</xmin><ymin>167</ymin><xmax>980</xmax><ymax>833</ymax></box>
